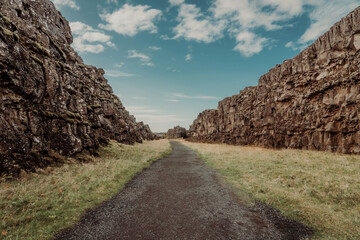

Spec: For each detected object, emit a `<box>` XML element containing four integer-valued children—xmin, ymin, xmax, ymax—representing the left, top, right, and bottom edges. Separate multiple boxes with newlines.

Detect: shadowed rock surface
<box><xmin>56</xmin><ymin>141</ymin><xmax>313</xmax><ymax>240</ymax></box>
<box><xmin>190</xmin><ymin>6</ymin><xmax>360</xmax><ymax>154</ymax></box>
<box><xmin>0</xmin><ymin>0</ymin><xmax>156</xmax><ymax>175</ymax></box>
<box><xmin>166</xmin><ymin>125</ymin><xmax>187</xmax><ymax>139</ymax></box>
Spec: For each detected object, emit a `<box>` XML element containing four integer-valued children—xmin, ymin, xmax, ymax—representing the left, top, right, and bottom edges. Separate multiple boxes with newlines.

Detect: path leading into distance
<box><xmin>56</xmin><ymin>141</ymin><xmax>312</xmax><ymax>240</ymax></box>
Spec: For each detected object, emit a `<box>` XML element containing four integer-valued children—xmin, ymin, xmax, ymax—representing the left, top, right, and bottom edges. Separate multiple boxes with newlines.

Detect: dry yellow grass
<box><xmin>181</xmin><ymin>140</ymin><xmax>360</xmax><ymax>240</ymax></box>
<box><xmin>0</xmin><ymin>139</ymin><xmax>171</xmax><ymax>240</ymax></box>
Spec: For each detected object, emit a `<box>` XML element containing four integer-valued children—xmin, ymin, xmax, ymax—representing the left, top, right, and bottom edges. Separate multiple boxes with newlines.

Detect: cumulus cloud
<box><xmin>172</xmin><ymin>3</ymin><xmax>226</xmax><ymax>43</ymax></box>
<box><xmin>211</xmin><ymin>0</ymin><xmax>303</xmax><ymax>31</ymax></box>
<box><xmin>99</xmin><ymin>4</ymin><xmax>162</xmax><ymax>36</ymax></box>
<box><xmin>233</xmin><ymin>31</ymin><xmax>268</xmax><ymax>57</ymax></box>
<box><xmin>52</xmin><ymin>0</ymin><xmax>80</xmax><ymax>10</ymax></box>
<box><xmin>70</xmin><ymin>21</ymin><xmax>115</xmax><ymax>54</ymax></box>
<box><xmin>185</xmin><ymin>53</ymin><xmax>192</xmax><ymax>61</ymax></box>
<box><xmin>169</xmin><ymin>0</ymin><xmax>360</xmax><ymax>56</ymax></box>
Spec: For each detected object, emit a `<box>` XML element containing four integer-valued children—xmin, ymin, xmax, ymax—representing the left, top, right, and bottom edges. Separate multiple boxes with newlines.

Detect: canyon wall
<box><xmin>0</xmin><ymin>0</ymin><xmax>156</xmax><ymax>174</ymax></box>
<box><xmin>166</xmin><ymin>126</ymin><xmax>187</xmax><ymax>139</ymax></box>
<box><xmin>189</xmin><ymin>6</ymin><xmax>360</xmax><ymax>154</ymax></box>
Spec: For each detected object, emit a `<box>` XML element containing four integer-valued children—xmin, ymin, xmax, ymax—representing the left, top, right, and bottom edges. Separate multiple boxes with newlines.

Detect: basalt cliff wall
<box><xmin>0</xmin><ymin>0</ymin><xmax>156</xmax><ymax>174</ymax></box>
<box><xmin>189</xmin><ymin>7</ymin><xmax>360</xmax><ymax>154</ymax></box>
<box><xmin>166</xmin><ymin>126</ymin><xmax>187</xmax><ymax>139</ymax></box>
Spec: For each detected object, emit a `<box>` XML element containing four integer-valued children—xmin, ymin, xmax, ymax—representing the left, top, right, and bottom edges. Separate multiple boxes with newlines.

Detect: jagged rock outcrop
<box><xmin>190</xmin><ymin>6</ymin><xmax>360</xmax><ymax>154</ymax></box>
<box><xmin>166</xmin><ymin>126</ymin><xmax>187</xmax><ymax>139</ymax></box>
<box><xmin>136</xmin><ymin>121</ymin><xmax>159</xmax><ymax>141</ymax></box>
<box><xmin>0</xmin><ymin>0</ymin><xmax>156</xmax><ymax>175</ymax></box>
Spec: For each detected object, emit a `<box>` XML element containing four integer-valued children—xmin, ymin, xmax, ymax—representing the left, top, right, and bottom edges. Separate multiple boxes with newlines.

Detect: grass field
<box><xmin>0</xmin><ymin>139</ymin><xmax>171</xmax><ymax>240</ymax></box>
<box><xmin>182</xmin><ymin>140</ymin><xmax>360</xmax><ymax>240</ymax></box>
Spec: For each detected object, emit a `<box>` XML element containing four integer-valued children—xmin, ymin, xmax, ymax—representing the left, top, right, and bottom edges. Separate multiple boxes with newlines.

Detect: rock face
<box><xmin>0</xmin><ymin>0</ymin><xmax>156</xmax><ymax>175</ymax></box>
<box><xmin>166</xmin><ymin>126</ymin><xmax>187</xmax><ymax>139</ymax></box>
<box><xmin>190</xmin><ymin>7</ymin><xmax>360</xmax><ymax>154</ymax></box>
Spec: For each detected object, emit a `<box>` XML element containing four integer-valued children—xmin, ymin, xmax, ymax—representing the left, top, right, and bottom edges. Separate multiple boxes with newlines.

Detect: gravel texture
<box><xmin>55</xmin><ymin>141</ymin><xmax>313</xmax><ymax>240</ymax></box>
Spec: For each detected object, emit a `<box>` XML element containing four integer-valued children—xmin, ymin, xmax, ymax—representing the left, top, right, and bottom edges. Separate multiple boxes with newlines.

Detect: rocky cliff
<box><xmin>0</xmin><ymin>0</ymin><xmax>156</xmax><ymax>175</ymax></box>
<box><xmin>190</xmin><ymin>6</ymin><xmax>360</xmax><ymax>154</ymax></box>
<box><xmin>166</xmin><ymin>126</ymin><xmax>187</xmax><ymax>139</ymax></box>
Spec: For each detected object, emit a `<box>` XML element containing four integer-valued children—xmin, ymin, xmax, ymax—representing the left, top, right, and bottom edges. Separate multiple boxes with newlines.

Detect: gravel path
<box><xmin>55</xmin><ymin>141</ymin><xmax>313</xmax><ymax>240</ymax></box>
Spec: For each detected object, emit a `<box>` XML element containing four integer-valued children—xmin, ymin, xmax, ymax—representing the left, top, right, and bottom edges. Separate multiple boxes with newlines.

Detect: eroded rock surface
<box><xmin>0</xmin><ymin>0</ymin><xmax>156</xmax><ymax>175</ymax></box>
<box><xmin>166</xmin><ymin>126</ymin><xmax>187</xmax><ymax>139</ymax></box>
<box><xmin>190</xmin><ymin>7</ymin><xmax>360</xmax><ymax>154</ymax></box>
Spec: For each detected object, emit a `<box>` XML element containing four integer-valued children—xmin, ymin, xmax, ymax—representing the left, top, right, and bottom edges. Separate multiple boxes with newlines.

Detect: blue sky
<box><xmin>52</xmin><ymin>0</ymin><xmax>359</xmax><ymax>132</ymax></box>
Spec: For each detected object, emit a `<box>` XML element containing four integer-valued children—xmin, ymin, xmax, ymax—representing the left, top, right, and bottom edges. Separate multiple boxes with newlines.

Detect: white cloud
<box><xmin>128</xmin><ymin>50</ymin><xmax>151</xmax><ymax>61</ymax></box>
<box><xmin>171</xmin><ymin>92</ymin><xmax>220</xmax><ymax>100</ymax></box>
<box><xmin>106</xmin><ymin>0</ymin><xmax>117</xmax><ymax>5</ymax></box>
<box><xmin>160</xmin><ymin>34</ymin><xmax>172</xmax><ymax>40</ymax></box>
<box><xmin>142</xmin><ymin>62</ymin><xmax>155</xmax><ymax>67</ymax></box>
<box><xmin>169</xmin><ymin>0</ymin><xmax>184</xmax><ymax>6</ymax></box>
<box><xmin>208</xmin><ymin>0</ymin><xmax>304</xmax><ymax>55</ymax></box>
<box><xmin>211</xmin><ymin>0</ymin><xmax>302</xmax><ymax>31</ymax></box>
<box><xmin>167</xmin><ymin>67</ymin><xmax>179</xmax><ymax>72</ymax></box>
<box><xmin>99</xmin><ymin>4</ymin><xmax>162</xmax><ymax>37</ymax></box>
<box><xmin>149</xmin><ymin>46</ymin><xmax>161</xmax><ymax>51</ymax></box>
<box><xmin>168</xmin><ymin>0</ymin><xmax>360</xmax><ymax>56</ymax></box>
<box><xmin>166</xmin><ymin>99</ymin><xmax>181</xmax><ymax>102</ymax></box>
<box><xmin>172</xmin><ymin>3</ymin><xmax>226</xmax><ymax>43</ymax></box>
<box><xmin>114</xmin><ymin>62</ymin><xmax>124</xmax><ymax>68</ymax></box>
<box><xmin>185</xmin><ymin>53</ymin><xmax>192</xmax><ymax>61</ymax></box>
<box><xmin>287</xmin><ymin>0</ymin><xmax>360</xmax><ymax>50</ymax></box>
<box><xmin>233</xmin><ymin>31</ymin><xmax>268</xmax><ymax>57</ymax></box>
<box><xmin>128</xmin><ymin>50</ymin><xmax>155</xmax><ymax>66</ymax></box>
<box><xmin>104</xmin><ymin>70</ymin><xmax>135</xmax><ymax>77</ymax></box>
<box><xmin>70</xmin><ymin>21</ymin><xmax>114</xmax><ymax>54</ymax></box>
<box><xmin>52</xmin><ymin>0</ymin><xmax>79</xmax><ymax>10</ymax></box>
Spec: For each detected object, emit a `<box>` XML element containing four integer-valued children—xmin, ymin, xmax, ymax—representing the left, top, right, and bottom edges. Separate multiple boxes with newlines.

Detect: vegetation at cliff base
<box><xmin>182</xmin><ymin>140</ymin><xmax>360</xmax><ymax>240</ymax></box>
<box><xmin>0</xmin><ymin>140</ymin><xmax>171</xmax><ymax>240</ymax></box>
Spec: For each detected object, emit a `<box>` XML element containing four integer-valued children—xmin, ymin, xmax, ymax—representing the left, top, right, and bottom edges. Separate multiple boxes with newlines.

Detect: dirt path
<box><xmin>56</xmin><ymin>141</ymin><xmax>313</xmax><ymax>240</ymax></box>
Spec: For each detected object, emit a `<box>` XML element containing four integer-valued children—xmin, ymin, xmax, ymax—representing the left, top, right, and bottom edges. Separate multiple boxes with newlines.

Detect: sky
<box><xmin>51</xmin><ymin>0</ymin><xmax>360</xmax><ymax>132</ymax></box>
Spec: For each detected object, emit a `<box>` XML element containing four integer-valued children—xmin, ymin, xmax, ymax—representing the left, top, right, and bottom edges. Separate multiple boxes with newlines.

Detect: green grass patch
<box><xmin>181</xmin><ymin>140</ymin><xmax>360</xmax><ymax>240</ymax></box>
<box><xmin>0</xmin><ymin>140</ymin><xmax>171</xmax><ymax>239</ymax></box>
